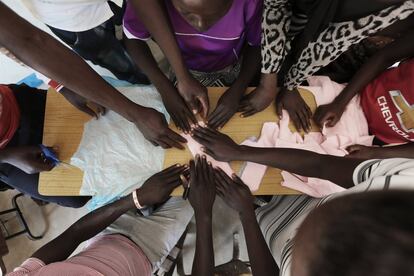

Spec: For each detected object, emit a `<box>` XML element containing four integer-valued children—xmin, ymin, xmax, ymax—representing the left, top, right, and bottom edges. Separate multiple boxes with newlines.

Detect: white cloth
<box><xmin>71</xmin><ymin>86</ymin><xmax>168</xmax><ymax>207</ymax></box>
<box><xmin>21</xmin><ymin>0</ymin><xmax>123</xmax><ymax>32</ymax></box>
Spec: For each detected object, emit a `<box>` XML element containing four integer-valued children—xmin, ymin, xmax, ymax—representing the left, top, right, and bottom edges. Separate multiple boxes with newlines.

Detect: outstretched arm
<box><xmin>347</xmin><ymin>143</ymin><xmax>414</xmax><ymax>159</ymax></box>
<box><xmin>0</xmin><ymin>3</ymin><xmax>138</xmax><ymax>120</ymax></box>
<box><xmin>193</xmin><ymin>127</ymin><xmax>364</xmax><ymax>188</ymax></box>
<box><xmin>314</xmin><ymin>30</ymin><xmax>414</xmax><ymax>127</ymax></box>
<box><xmin>215</xmin><ymin>169</ymin><xmax>279</xmax><ymax>275</ymax></box>
<box><xmin>32</xmin><ymin>164</ymin><xmax>187</xmax><ymax>264</ymax></box>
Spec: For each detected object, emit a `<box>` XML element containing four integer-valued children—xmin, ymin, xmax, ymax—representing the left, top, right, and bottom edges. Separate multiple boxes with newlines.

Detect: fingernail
<box><xmin>176</xmin><ymin>163</ymin><xmax>181</xmax><ymax>167</ymax></box>
<box><xmin>202</xmin><ymin>155</ymin><xmax>206</xmax><ymax>159</ymax></box>
<box><xmin>240</xmin><ymin>114</ymin><xmax>244</xmax><ymax>118</ymax></box>
<box><xmin>192</xmin><ymin>109</ymin><xmax>197</xmax><ymax>114</ymax></box>
<box><xmin>184</xmin><ymin>164</ymin><xmax>189</xmax><ymax>168</ymax></box>
<box><xmin>208</xmin><ymin>161</ymin><xmax>212</xmax><ymax>165</ymax></box>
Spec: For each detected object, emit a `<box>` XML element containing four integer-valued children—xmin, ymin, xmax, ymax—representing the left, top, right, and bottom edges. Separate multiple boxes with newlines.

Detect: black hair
<box><xmin>307</xmin><ymin>190</ymin><xmax>414</xmax><ymax>276</ymax></box>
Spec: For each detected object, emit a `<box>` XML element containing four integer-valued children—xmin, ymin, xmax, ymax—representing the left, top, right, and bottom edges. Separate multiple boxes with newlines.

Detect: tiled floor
<box><xmin>0</xmin><ymin>190</ymin><xmax>249</xmax><ymax>275</ymax></box>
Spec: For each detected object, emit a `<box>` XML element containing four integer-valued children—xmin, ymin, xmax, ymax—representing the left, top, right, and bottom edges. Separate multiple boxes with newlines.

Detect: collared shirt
<box><xmin>123</xmin><ymin>0</ymin><xmax>262</xmax><ymax>72</ymax></box>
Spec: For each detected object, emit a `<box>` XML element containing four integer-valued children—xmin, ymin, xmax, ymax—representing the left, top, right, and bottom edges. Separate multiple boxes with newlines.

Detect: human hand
<box><xmin>313</xmin><ymin>101</ymin><xmax>346</xmax><ymax>128</ymax></box>
<box><xmin>162</xmin><ymin>86</ymin><xmax>197</xmax><ymax>133</ymax></box>
<box><xmin>208</xmin><ymin>87</ymin><xmax>243</xmax><ymax>129</ymax></box>
<box><xmin>275</xmin><ymin>88</ymin><xmax>312</xmax><ymax>132</ymax></box>
<box><xmin>134</xmin><ymin>107</ymin><xmax>187</xmax><ymax>149</ymax></box>
<box><xmin>188</xmin><ymin>155</ymin><xmax>216</xmax><ymax>216</ymax></box>
<box><xmin>192</xmin><ymin>127</ymin><xmax>240</xmax><ymax>162</ymax></box>
<box><xmin>215</xmin><ymin>168</ymin><xmax>254</xmax><ymax>216</ymax></box>
<box><xmin>60</xmin><ymin>87</ymin><xmax>106</xmax><ymax>119</ymax></box>
<box><xmin>238</xmin><ymin>81</ymin><xmax>278</xmax><ymax>117</ymax></box>
<box><xmin>136</xmin><ymin>164</ymin><xmax>189</xmax><ymax>206</ymax></box>
<box><xmin>346</xmin><ymin>144</ymin><xmax>379</xmax><ymax>159</ymax></box>
<box><xmin>177</xmin><ymin>75</ymin><xmax>209</xmax><ymax>118</ymax></box>
<box><xmin>0</xmin><ymin>146</ymin><xmax>56</xmax><ymax>174</ymax></box>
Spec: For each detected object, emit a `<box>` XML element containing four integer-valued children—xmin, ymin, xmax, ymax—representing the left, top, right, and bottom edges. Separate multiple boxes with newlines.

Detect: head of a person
<box><xmin>172</xmin><ymin>0</ymin><xmax>233</xmax><ymax>31</ymax></box>
<box><xmin>292</xmin><ymin>190</ymin><xmax>414</xmax><ymax>276</ymax></box>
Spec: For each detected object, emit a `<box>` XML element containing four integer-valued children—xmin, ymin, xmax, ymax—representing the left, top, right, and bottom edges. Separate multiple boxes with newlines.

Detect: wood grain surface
<box><xmin>39</xmin><ymin>87</ymin><xmax>318</xmax><ymax>196</ymax></box>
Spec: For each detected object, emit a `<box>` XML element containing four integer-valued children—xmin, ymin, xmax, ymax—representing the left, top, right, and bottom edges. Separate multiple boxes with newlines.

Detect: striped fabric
<box><xmin>256</xmin><ymin>158</ymin><xmax>414</xmax><ymax>276</ymax></box>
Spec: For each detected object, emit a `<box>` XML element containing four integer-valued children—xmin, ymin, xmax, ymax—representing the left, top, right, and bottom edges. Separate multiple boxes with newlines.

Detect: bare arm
<box><xmin>0</xmin><ymin>3</ymin><xmax>140</xmax><ymax>120</ymax></box>
<box><xmin>31</xmin><ymin>164</ymin><xmax>187</xmax><ymax>264</ymax></box>
<box><xmin>192</xmin><ymin>127</ymin><xmax>364</xmax><ymax>188</ymax></box>
<box><xmin>314</xmin><ymin>30</ymin><xmax>414</xmax><ymax>127</ymax></box>
<box><xmin>347</xmin><ymin>143</ymin><xmax>414</xmax><ymax>159</ymax></box>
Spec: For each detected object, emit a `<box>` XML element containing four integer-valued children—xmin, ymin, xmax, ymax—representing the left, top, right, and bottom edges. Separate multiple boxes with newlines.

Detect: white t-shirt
<box><xmin>21</xmin><ymin>0</ymin><xmax>123</xmax><ymax>32</ymax></box>
<box><xmin>255</xmin><ymin>158</ymin><xmax>414</xmax><ymax>276</ymax></box>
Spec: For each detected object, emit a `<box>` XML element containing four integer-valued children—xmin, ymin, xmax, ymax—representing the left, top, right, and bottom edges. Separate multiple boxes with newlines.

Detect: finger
<box><xmin>78</xmin><ymin>104</ymin><xmax>99</xmax><ymax>118</ymax></box>
<box><xmin>238</xmin><ymin>101</ymin><xmax>252</xmax><ymax>113</ymax></box>
<box><xmin>193</xmin><ymin>127</ymin><xmax>216</xmax><ymax>140</ymax></box>
<box><xmin>299</xmin><ymin>109</ymin><xmax>311</xmax><ymax>132</ymax></box>
<box><xmin>163</xmin><ymin>165</ymin><xmax>187</xmax><ymax>178</ymax></box>
<box><xmin>214</xmin><ymin>114</ymin><xmax>231</xmax><ymax>129</ymax></box>
<box><xmin>215</xmin><ymin>168</ymin><xmax>233</xmax><ymax>186</ymax></box>
<box><xmin>326</xmin><ymin>115</ymin><xmax>340</xmax><ymax>128</ymax></box>
<box><xmin>167</xmin><ymin>129</ymin><xmax>187</xmax><ymax>144</ymax></box>
<box><xmin>207</xmin><ymin>107</ymin><xmax>225</xmax><ymax>128</ymax></box>
<box><xmin>346</xmin><ymin>145</ymin><xmax>363</xmax><ymax>153</ymax></box>
<box><xmin>184</xmin><ymin>106</ymin><xmax>198</xmax><ymax>125</ymax></box>
<box><xmin>170</xmin><ymin>114</ymin><xmax>181</xmax><ymax>131</ymax></box>
<box><xmin>156</xmin><ymin>139</ymin><xmax>171</xmax><ymax>149</ymax></box>
<box><xmin>275</xmin><ymin>100</ymin><xmax>283</xmax><ymax>119</ymax></box>
<box><xmin>162</xmin><ymin>163</ymin><xmax>185</xmax><ymax>174</ymax></box>
<box><xmin>200</xmin><ymin>155</ymin><xmax>209</xmax><ymax>182</ymax></box>
<box><xmin>290</xmin><ymin>113</ymin><xmax>302</xmax><ymax>132</ymax></box>
<box><xmin>241</xmin><ymin>108</ymin><xmax>257</xmax><ymax>118</ymax></box>
<box><xmin>179</xmin><ymin>112</ymin><xmax>192</xmax><ymax>133</ymax></box>
<box><xmin>197</xmin><ymin>95</ymin><xmax>210</xmax><ymax>119</ymax></box>
<box><xmin>97</xmin><ymin>105</ymin><xmax>107</xmax><ymax>116</ymax></box>
<box><xmin>189</xmin><ymin>159</ymin><xmax>196</xmax><ymax>183</ymax></box>
<box><xmin>164</xmin><ymin>136</ymin><xmax>185</xmax><ymax>150</ymax></box>
<box><xmin>207</xmin><ymin>161</ymin><xmax>215</xmax><ymax>184</ymax></box>
<box><xmin>174</xmin><ymin>113</ymin><xmax>187</xmax><ymax>133</ymax></box>
<box><xmin>201</xmin><ymin>147</ymin><xmax>215</xmax><ymax>158</ymax></box>
<box><xmin>192</xmin><ymin>132</ymin><xmax>213</xmax><ymax>146</ymax></box>
<box><xmin>232</xmin><ymin>173</ymin><xmax>245</xmax><ymax>187</ymax></box>
<box><xmin>150</xmin><ymin>140</ymin><xmax>159</xmax><ymax>147</ymax></box>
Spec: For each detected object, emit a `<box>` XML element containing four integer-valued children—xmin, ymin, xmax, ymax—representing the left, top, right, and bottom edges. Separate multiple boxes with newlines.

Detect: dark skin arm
<box><xmin>31</xmin><ymin>164</ymin><xmax>188</xmax><ymax>264</ymax></box>
<box><xmin>129</xmin><ymin>0</ymin><xmax>209</xmax><ymax>118</ymax></box>
<box><xmin>346</xmin><ymin>143</ymin><xmax>414</xmax><ymax>159</ymax></box>
<box><xmin>193</xmin><ymin>127</ymin><xmax>364</xmax><ymax>189</ymax></box>
<box><xmin>0</xmin><ymin>3</ymin><xmax>185</xmax><ymax>149</ymax></box>
<box><xmin>314</xmin><ymin>30</ymin><xmax>414</xmax><ymax>127</ymax></box>
<box><xmin>208</xmin><ymin>45</ymin><xmax>261</xmax><ymax>129</ymax></box>
<box><xmin>215</xmin><ymin>169</ymin><xmax>279</xmax><ymax>275</ymax></box>
<box><xmin>124</xmin><ymin>38</ymin><xmax>196</xmax><ymax>133</ymax></box>
<box><xmin>0</xmin><ymin>146</ymin><xmax>55</xmax><ymax>174</ymax></box>
<box><xmin>188</xmin><ymin>156</ymin><xmax>216</xmax><ymax>276</ymax></box>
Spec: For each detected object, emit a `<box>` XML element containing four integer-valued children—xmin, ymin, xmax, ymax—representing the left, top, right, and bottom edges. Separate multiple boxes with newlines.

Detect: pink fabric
<box><xmin>240</xmin><ymin>76</ymin><xmax>374</xmax><ymax>197</ymax></box>
<box><xmin>8</xmin><ymin>234</ymin><xmax>151</xmax><ymax>276</ymax></box>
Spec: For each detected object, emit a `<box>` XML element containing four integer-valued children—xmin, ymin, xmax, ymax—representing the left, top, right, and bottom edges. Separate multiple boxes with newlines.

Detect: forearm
<box><xmin>335</xmin><ymin>31</ymin><xmax>414</xmax><ymax>107</ymax></box>
<box><xmin>240</xmin><ymin>210</ymin><xmax>279</xmax><ymax>275</ymax></box>
<box><xmin>238</xmin><ymin>146</ymin><xmax>363</xmax><ymax>188</ymax></box>
<box><xmin>371</xmin><ymin>143</ymin><xmax>414</xmax><ymax>159</ymax></box>
<box><xmin>125</xmin><ymin>38</ymin><xmax>176</xmax><ymax>97</ymax></box>
<box><xmin>233</xmin><ymin>45</ymin><xmax>261</xmax><ymax>89</ymax></box>
<box><xmin>192</xmin><ymin>213</ymin><xmax>214</xmax><ymax>276</ymax></box>
<box><xmin>32</xmin><ymin>195</ymin><xmax>135</xmax><ymax>263</ymax></box>
<box><xmin>129</xmin><ymin>0</ymin><xmax>190</xmax><ymax>81</ymax></box>
<box><xmin>0</xmin><ymin>4</ymin><xmax>140</xmax><ymax>120</ymax></box>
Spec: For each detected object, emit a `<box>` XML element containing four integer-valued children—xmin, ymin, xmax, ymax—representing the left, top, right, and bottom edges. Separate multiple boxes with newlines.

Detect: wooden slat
<box><xmin>39</xmin><ymin>87</ymin><xmax>318</xmax><ymax>196</ymax></box>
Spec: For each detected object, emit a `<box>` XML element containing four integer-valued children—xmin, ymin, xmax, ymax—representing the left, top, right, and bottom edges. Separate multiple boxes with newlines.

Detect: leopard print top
<box><xmin>261</xmin><ymin>0</ymin><xmax>414</xmax><ymax>89</ymax></box>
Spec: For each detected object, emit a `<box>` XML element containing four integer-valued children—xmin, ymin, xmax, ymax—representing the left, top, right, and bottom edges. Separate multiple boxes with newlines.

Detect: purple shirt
<box><xmin>123</xmin><ymin>0</ymin><xmax>262</xmax><ymax>72</ymax></box>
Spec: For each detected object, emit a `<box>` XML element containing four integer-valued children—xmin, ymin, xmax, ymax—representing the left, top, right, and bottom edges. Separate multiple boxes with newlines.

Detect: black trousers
<box><xmin>0</xmin><ymin>85</ymin><xmax>90</xmax><ymax>208</ymax></box>
<box><xmin>48</xmin><ymin>1</ymin><xmax>150</xmax><ymax>85</ymax></box>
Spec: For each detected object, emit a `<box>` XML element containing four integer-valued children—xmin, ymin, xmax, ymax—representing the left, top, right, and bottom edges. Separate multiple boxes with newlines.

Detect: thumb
<box><xmin>77</xmin><ymin>103</ymin><xmax>99</xmax><ymax>119</ymax></box>
<box><xmin>197</xmin><ymin>95</ymin><xmax>210</xmax><ymax>119</ymax></box>
<box><xmin>346</xmin><ymin>144</ymin><xmax>363</xmax><ymax>154</ymax></box>
<box><xmin>275</xmin><ymin>100</ymin><xmax>283</xmax><ymax>119</ymax></box>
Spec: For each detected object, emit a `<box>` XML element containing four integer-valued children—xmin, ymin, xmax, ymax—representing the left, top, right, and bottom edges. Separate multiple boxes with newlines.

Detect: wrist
<box><xmin>120</xmin><ymin>101</ymin><xmax>147</xmax><ymax>123</ymax></box>
<box><xmin>260</xmin><ymin>73</ymin><xmax>277</xmax><ymax>90</ymax></box>
<box><xmin>195</xmin><ymin>210</ymin><xmax>213</xmax><ymax>221</ymax></box>
<box><xmin>121</xmin><ymin>194</ymin><xmax>137</xmax><ymax>210</ymax></box>
<box><xmin>239</xmin><ymin>207</ymin><xmax>256</xmax><ymax>223</ymax></box>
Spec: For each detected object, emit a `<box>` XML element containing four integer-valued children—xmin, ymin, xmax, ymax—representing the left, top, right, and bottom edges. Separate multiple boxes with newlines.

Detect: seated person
<box><xmin>314</xmin><ymin>30</ymin><xmax>414</xmax><ymax>159</ymax></box>
<box><xmin>123</xmin><ymin>0</ymin><xmax>262</xmax><ymax>131</ymax></box>
<box><xmin>192</xmin><ymin>127</ymin><xmax>414</xmax><ymax>275</ymax></box>
<box><xmin>7</xmin><ymin>164</ymin><xmax>194</xmax><ymax>275</ymax></box>
<box><xmin>0</xmin><ymin>84</ymin><xmax>91</xmax><ymax>208</ymax></box>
